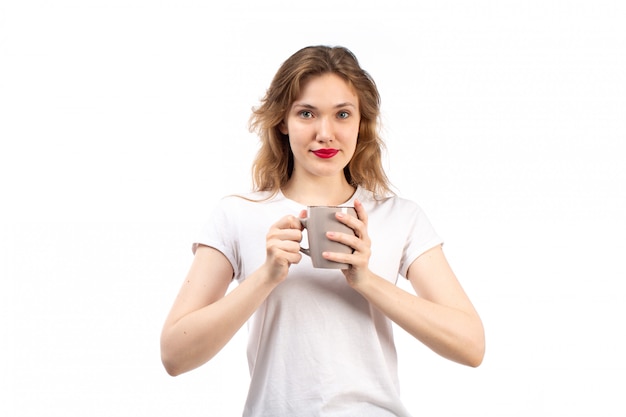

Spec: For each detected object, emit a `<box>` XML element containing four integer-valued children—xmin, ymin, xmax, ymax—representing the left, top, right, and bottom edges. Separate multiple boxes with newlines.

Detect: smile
<box><xmin>312</xmin><ymin>149</ymin><xmax>339</xmax><ymax>158</ymax></box>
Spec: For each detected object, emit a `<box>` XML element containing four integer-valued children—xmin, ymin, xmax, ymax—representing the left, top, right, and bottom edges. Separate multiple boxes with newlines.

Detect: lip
<box><xmin>312</xmin><ymin>148</ymin><xmax>339</xmax><ymax>158</ymax></box>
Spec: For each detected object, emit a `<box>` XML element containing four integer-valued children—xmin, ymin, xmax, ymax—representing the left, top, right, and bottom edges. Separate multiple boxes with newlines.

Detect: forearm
<box><xmin>161</xmin><ymin>267</ymin><xmax>278</xmax><ymax>376</ymax></box>
<box><xmin>352</xmin><ymin>273</ymin><xmax>485</xmax><ymax>367</ymax></box>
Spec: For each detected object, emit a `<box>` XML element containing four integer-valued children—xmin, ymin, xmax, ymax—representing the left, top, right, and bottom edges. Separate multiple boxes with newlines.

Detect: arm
<box><xmin>160</xmin><ymin>215</ymin><xmax>304</xmax><ymax>376</ymax></box>
<box><xmin>323</xmin><ymin>200</ymin><xmax>485</xmax><ymax>367</ymax></box>
<box><xmin>353</xmin><ymin>246</ymin><xmax>484</xmax><ymax>367</ymax></box>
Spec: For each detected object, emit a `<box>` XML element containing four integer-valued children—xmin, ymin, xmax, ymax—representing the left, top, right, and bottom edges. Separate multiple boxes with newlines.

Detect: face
<box><xmin>280</xmin><ymin>73</ymin><xmax>360</xmax><ymax>183</ymax></box>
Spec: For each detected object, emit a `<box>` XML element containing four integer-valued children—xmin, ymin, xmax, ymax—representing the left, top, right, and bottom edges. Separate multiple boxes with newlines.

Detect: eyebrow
<box><xmin>292</xmin><ymin>102</ymin><xmax>357</xmax><ymax>110</ymax></box>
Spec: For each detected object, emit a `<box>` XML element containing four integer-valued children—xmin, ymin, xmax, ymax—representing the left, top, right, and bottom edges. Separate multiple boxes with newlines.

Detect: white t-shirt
<box><xmin>194</xmin><ymin>187</ymin><xmax>443</xmax><ymax>417</ymax></box>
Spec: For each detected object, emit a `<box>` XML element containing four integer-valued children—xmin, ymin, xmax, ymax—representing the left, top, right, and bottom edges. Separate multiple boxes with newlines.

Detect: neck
<box><xmin>282</xmin><ymin>175</ymin><xmax>356</xmax><ymax>206</ymax></box>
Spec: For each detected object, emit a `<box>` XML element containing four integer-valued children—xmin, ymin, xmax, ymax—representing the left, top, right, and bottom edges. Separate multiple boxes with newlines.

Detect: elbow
<box><xmin>161</xmin><ymin>346</ymin><xmax>183</xmax><ymax>377</ymax></box>
<box><xmin>161</xmin><ymin>349</ymin><xmax>215</xmax><ymax>377</ymax></box>
<box><xmin>449</xmin><ymin>319</ymin><xmax>485</xmax><ymax>368</ymax></box>
<box><xmin>160</xmin><ymin>333</ymin><xmax>185</xmax><ymax>377</ymax></box>
<box><xmin>466</xmin><ymin>346</ymin><xmax>485</xmax><ymax>368</ymax></box>
<box><xmin>160</xmin><ymin>330</ymin><xmax>214</xmax><ymax>377</ymax></box>
<box><xmin>163</xmin><ymin>365</ymin><xmax>184</xmax><ymax>377</ymax></box>
<box><xmin>450</xmin><ymin>343</ymin><xmax>484</xmax><ymax>368</ymax></box>
<box><xmin>161</xmin><ymin>355</ymin><xmax>183</xmax><ymax>377</ymax></box>
<box><xmin>435</xmin><ymin>333</ymin><xmax>485</xmax><ymax>368</ymax></box>
<box><xmin>454</xmin><ymin>341</ymin><xmax>484</xmax><ymax>368</ymax></box>
<box><xmin>465</xmin><ymin>327</ymin><xmax>486</xmax><ymax>368</ymax></box>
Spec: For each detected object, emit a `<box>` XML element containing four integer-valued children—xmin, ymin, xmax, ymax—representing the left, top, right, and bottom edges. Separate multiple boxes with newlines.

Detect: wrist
<box><xmin>257</xmin><ymin>262</ymin><xmax>289</xmax><ymax>287</ymax></box>
<box><xmin>346</xmin><ymin>268</ymin><xmax>376</xmax><ymax>292</ymax></box>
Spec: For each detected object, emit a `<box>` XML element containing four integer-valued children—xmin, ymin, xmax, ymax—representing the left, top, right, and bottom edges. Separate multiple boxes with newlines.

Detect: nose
<box><xmin>315</xmin><ymin>116</ymin><xmax>334</xmax><ymax>143</ymax></box>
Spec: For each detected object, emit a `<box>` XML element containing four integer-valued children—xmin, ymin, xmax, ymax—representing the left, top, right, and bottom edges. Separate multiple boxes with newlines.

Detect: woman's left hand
<box><xmin>323</xmin><ymin>199</ymin><xmax>372</xmax><ymax>286</ymax></box>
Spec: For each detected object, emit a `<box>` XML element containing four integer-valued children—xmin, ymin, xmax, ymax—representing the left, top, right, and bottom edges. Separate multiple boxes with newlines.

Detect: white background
<box><xmin>1</xmin><ymin>1</ymin><xmax>625</xmax><ymax>415</ymax></box>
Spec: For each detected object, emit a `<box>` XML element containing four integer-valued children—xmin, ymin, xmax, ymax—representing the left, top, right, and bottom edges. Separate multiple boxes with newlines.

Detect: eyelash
<box><xmin>298</xmin><ymin>110</ymin><xmax>351</xmax><ymax>119</ymax></box>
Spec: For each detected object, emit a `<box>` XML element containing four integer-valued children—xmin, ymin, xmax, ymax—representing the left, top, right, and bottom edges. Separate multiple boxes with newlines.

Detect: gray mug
<box><xmin>299</xmin><ymin>206</ymin><xmax>357</xmax><ymax>269</ymax></box>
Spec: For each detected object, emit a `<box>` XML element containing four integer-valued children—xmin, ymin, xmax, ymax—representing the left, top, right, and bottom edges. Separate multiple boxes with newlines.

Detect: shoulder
<box><xmin>215</xmin><ymin>190</ymin><xmax>280</xmax><ymax>209</ymax></box>
<box><xmin>209</xmin><ymin>190</ymin><xmax>298</xmax><ymax>222</ymax></box>
<box><xmin>356</xmin><ymin>187</ymin><xmax>424</xmax><ymax>216</ymax></box>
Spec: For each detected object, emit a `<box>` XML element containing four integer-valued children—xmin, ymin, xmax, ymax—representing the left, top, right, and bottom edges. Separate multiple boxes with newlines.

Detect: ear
<box><xmin>278</xmin><ymin>120</ymin><xmax>288</xmax><ymax>135</ymax></box>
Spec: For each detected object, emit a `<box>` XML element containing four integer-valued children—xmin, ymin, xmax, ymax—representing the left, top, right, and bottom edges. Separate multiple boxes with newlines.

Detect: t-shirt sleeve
<box><xmin>191</xmin><ymin>198</ymin><xmax>240</xmax><ymax>278</ymax></box>
<box><xmin>399</xmin><ymin>202</ymin><xmax>444</xmax><ymax>279</ymax></box>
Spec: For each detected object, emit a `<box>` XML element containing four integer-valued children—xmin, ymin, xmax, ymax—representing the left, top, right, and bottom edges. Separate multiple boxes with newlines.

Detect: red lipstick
<box><xmin>312</xmin><ymin>149</ymin><xmax>339</xmax><ymax>158</ymax></box>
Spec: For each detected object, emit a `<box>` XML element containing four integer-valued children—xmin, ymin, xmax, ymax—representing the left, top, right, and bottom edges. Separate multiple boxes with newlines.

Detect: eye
<box><xmin>299</xmin><ymin>110</ymin><xmax>313</xmax><ymax>119</ymax></box>
<box><xmin>337</xmin><ymin>111</ymin><xmax>350</xmax><ymax>119</ymax></box>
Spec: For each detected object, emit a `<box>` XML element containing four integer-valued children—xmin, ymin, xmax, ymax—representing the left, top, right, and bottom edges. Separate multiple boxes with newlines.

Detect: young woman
<box><xmin>160</xmin><ymin>45</ymin><xmax>485</xmax><ymax>416</ymax></box>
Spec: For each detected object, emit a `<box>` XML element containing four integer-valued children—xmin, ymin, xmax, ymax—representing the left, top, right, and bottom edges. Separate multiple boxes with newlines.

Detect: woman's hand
<box><xmin>323</xmin><ymin>199</ymin><xmax>372</xmax><ymax>286</ymax></box>
<box><xmin>324</xmin><ymin>199</ymin><xmax>484</xmax><ymax>366</ymax></box>
<box><xmin>262</xmin><ymin>213</ymin><xmax>305</xmax><ymax>283</ymax></box>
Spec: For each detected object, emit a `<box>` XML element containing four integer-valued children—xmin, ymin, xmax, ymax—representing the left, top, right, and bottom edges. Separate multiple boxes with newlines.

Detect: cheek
<box><xmin>344</xmin><ymin>134</ymin><xmax>358</xmax><ymax>157</ymax></box>
<box><xmin>287</xmin><ymin>129</ymin><xmax>307</xmax><ymax>148</ymax></box>
<box><xmin>346</xmin><ymin>124</ymin><xmax>360</xmax><ymax>146</ymax></box>
<box><xmin>347</xmin><ymin>127</ymin><xmax>360</xmax><ymax>157</ymax></box>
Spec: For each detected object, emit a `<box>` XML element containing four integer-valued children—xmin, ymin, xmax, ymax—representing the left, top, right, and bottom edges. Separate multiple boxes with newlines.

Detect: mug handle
<box><xmin>299</xmin><ymin>218</ymin><xmax>310</xmax><ymax>256</ymax></box>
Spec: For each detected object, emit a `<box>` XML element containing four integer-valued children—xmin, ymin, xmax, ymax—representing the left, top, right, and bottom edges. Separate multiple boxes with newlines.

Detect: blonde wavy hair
<box><xmin>248</xmin><ymin>45</ymin><xmax>392</xmax><ymax>198</ymax></box>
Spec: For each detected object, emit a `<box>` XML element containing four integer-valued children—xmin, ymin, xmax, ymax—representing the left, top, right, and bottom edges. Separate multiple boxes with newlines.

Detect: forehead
<box><xmin>294</xmin><ymin>73</ymin><xmax>359</xmax><ymax>106</ymax></box>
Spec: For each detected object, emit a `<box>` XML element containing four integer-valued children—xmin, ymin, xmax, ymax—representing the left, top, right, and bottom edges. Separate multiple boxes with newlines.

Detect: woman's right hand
<box><xmin>262</xmin><ymin>213</ymin><xmax>305</xmax><ymax>283</ymax></box>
